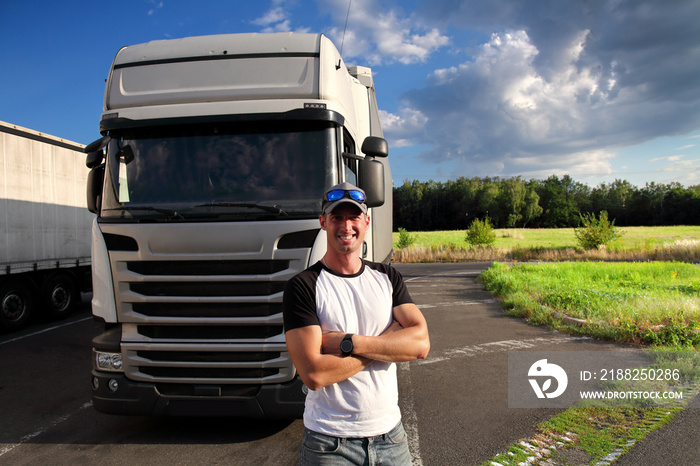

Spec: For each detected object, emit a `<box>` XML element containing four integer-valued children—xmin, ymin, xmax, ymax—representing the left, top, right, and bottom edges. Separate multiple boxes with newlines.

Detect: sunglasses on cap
<box><xmin>324</xmin><ymin>189</ymin><xmax>366</xmax><ymax>203</ymax></box>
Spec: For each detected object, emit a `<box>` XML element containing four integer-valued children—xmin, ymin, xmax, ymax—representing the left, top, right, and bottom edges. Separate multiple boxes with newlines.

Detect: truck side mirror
<box><xmin>85</xmin><ymin>135</ymin><xmax>110</xmax><ymax>169</ymax></box>
<box><xmin>358</xmin><ymin>136</ymin><xmax>388</xmax><ymax>208</ymax></box>
<box><xmin>86</xmin><ymin>150</ymin><xmax>104</xmax><ymax>169</ymax></box>
<box><xmin>358</xmin><ymin>158</ymin><xmax>385</xmax><ymax>208</ymax></box>
<box><xmin>361</xmin><ymin>136</ymin><xmax>388</xmax><ymax>158</ymax></box>
<box><xmin>87</xmin><ymin>164</ymin><xmax>105</xmax><ymax>214</ymax></box>
<box><xmin>85</xmin><ymin>135</ymin><xmax>111</xmax><ymax>154</ymax></box>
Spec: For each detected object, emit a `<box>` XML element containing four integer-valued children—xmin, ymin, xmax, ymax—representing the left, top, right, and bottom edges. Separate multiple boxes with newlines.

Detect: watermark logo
<box><xmin>528</xmin><ymin>359</ymin><xmax>568</xmax><ymax>399</ymax></box>
<box><xmin>510</xmin><ymin>351</ymin><xmax>692</xmax><ymax>408</ymax></box>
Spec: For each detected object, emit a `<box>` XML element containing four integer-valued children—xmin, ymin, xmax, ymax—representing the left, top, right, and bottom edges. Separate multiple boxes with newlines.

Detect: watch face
<box><xmin>341</xmin><ymin>338</ymin><xmax>353</xmax><ymax>354</ymax></box>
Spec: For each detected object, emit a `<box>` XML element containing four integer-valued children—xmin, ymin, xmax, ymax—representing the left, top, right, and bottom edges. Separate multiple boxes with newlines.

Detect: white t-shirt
<box><xmin>283</xmin><ymin>260</ymin><xmax>413</xmax><ymax>437</ymax></box>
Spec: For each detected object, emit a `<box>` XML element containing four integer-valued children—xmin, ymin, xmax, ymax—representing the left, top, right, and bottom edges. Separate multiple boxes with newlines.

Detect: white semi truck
<box><xmin>86</xmin><ymin>33</ymin><xmax>393</xmax><ymax>417</ymax></box>
<box><xmin>0</xmin><ymin>121</ymin><xmax>92</xmax><ymax>331</ymax></box>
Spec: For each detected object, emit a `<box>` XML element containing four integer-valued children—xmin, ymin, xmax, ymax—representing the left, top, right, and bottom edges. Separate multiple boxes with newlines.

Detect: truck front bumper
<box><xmin>91</xmin><ymin>371</ymin><xmax>306</xmax><ymax>418</ymax></box>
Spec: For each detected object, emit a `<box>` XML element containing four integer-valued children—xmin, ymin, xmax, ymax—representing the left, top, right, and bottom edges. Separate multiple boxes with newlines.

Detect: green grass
<box><xmin>392</xmin><ymin>226</ymin><xmax>700</xmax><ymax>262</ymax></box>
<box><xmin>482</xmin><ymin>407</ymin><xmax>682</xmax><ymax>466</ymax></box>
<box><xmin>479</xmin><ymin>261</ymin><xmax>700</xmax><ymax>346</ymax></box>
<box><xmin>393</xmin><ymin>226</ymin><xmax>700</xmax><ymax>250</ymax></box>
<box><xmin>477</xmin><ymin>260</ymin><xmax>700</xmax><ymax>465</ymax></box>
<box><xmin>393</xmin><ymin>228</ymin><xmax>577</xmax><ymax>249</ymax></box>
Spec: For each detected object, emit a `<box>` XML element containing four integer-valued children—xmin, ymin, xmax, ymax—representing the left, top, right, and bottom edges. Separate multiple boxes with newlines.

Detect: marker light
<box><xmin>94</xmin><ymin>349</ymin><xmax>124</xmax><ymax>372</ymax></box>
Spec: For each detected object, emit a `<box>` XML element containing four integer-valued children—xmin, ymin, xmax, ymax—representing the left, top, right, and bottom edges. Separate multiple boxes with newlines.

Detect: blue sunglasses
<box><xmin>325</xmin><ymin>189</ymin><xmax>366</xmax><ymax>203</ymax></box>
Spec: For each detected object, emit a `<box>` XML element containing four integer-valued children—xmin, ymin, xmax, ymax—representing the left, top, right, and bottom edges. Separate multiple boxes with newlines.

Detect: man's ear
<box><xmin>319</xmin><ymin>214</ymin><xmax>327</xmax><ymax>231</ymax></box>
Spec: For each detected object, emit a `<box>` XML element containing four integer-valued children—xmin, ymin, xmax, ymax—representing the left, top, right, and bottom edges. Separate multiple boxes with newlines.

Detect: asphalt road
<box><xmin>0</xmin><ymin>262</ymin><xmax>696</xmax><ymax>465</ymax></box>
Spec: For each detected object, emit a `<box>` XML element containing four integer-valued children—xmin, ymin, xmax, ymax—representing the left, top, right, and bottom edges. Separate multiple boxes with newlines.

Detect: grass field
<box><xmin>392</xmin><ymin>225</ymin><xmax>700</xmax><ymax>345</ymax></box>
<box><xmin>478</xmin><ymin>260</ymin><xmax>700</xmax><ymax>465</ymax></box>
<box><xmin>479</xmin><ymin>261</ymin><xmax>700</xmax><ymax>346</ymax></box>
<box><xmin>392</xmin><ymin>226</ymin><xmax>700</xmax><ymax>262</ymax></box>
<box><xmin>474</xmin><ymin>257</ymin><xmax>700</xmax><ymax>465</ymax></box>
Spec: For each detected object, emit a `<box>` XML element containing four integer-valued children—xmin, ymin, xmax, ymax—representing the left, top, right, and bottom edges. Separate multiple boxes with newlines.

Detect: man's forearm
<box><xmin>352</xmin><ymin>325</ymin><xmax>430</xmax><ymax>362</ymax></box>
<box><xmin>322</xmin><ymin>322</ymin><xmax>429</xmax><ymax>363</ymax></box>
<box><xmin>319</xmin><ymin>302</ymin><xmax>430</xmax><ymax>364</ymax></box>
<box><xmin>287</xmin><ymin>326</ymin><xmax>373</xmax><ymax>390</ymax></box>
<box><xmin>301</xmin><ymin>353</ymin><xmax>372</xmax><ymax>390</ymax></box>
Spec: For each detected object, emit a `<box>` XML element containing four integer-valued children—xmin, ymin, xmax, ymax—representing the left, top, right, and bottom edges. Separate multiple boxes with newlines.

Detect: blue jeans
<box><xmin>299</xmin><ymin>422</ymin><xmax>412</xmax><ymax>466</ymax></box>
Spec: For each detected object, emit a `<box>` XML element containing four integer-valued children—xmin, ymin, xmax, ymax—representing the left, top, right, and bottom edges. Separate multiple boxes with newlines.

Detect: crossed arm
<box><xmin>285</xmin><ymin>302</ymin><xmax>430</xmax><ymax>391</ymax></box>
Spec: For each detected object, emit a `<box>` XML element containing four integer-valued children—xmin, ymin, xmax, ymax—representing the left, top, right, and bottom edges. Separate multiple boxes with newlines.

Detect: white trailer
<box><xmin>86</xmin><ymin>33</ymin><xmax>392</xmax><ymax>418</ymax></box>
<box><xmin>0</xmin><ymin>121</ymin><xmax>93</xmax><ymax>330</ymax></box>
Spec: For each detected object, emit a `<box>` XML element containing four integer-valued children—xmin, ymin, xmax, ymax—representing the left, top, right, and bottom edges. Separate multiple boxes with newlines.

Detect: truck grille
<box><xmin>99</xmin><ymin>221</ymin><xmax>320</xmax><ymax>386</ymax></box>
<box><xmin>129</xmin><ymin>281</ymin><xmax>287</xmax><ymax>297</ymax></box>
<box><xmin>122</xmin><ymin>343</ymin><xmax>295</xmax><ymax>384</ymax></box>
<box><xmin>127</xmin><ymin>260</ymin><xmax>289</xmax><ymax>276</ymax></box>
<box><xmin>137</xmin><ymin>350</ymin><xmax>279</xmax><ymax>362</ymax></box>
<box><xmin>131</xmin><ymin>302</ymin><xmax>282</xmax><ymax>318</ymax></box>
<box><xmin>137</xmin><ymin>325</ymin><xmax>283</xmax><ymax>340</ymax></box>
<box><xmin>142</xmin><ymin>367</ymin><xmax>279</xmax><ymax>379</ymax></box>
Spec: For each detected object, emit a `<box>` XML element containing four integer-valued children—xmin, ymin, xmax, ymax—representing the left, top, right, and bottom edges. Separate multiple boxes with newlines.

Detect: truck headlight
<box><xmin>94</xmin><ymin>349</ymin><xmax>124</xmax><ymax>372</ymax></box>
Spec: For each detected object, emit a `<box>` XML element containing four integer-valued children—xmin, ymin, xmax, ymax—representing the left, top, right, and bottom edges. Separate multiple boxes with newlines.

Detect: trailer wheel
<box><xmin>0</xmin><ymin>280</ymin><xmax>34</xmax><ymax>331</ymax></box>
<box><xmin>42</xmin><ymin>272</ymin><xmax>78</xmax><ymax>318</ymax></box>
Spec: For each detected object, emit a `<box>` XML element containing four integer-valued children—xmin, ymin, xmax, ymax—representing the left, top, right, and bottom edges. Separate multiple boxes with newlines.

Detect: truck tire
<box><xmin>42</xmin><ymin>272</ymin><xmax>79</xmax><ymax>318</ymax></box>
<box><xmin>0</xmin><ymin>280</ymin><xmax>34</xmax><ymax>331</ymax></box>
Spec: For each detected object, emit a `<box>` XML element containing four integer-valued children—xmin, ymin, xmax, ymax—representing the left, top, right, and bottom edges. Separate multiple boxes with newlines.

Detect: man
<box><xmin>283</xmin><ymin>182</ymin><xmax>430</xmax><ymax>465</ymax></box>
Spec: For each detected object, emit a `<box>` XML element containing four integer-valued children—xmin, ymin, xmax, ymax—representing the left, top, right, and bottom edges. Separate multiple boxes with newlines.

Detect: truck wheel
<box><xmin>42</xmin><ymin>272</ymin><xmax>78</xmax><ymax>318</ymax></box>
<box><xmin>0</xmin><ymin>280</ymin><xmax>34</xmax><ymax>331</ymax></box>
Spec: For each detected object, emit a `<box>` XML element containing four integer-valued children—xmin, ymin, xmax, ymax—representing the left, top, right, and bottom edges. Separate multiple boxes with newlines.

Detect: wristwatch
<box><xmin>340</xmin><ymin>333</ymin><xmax>354</xmax><ymax>356</ymax></box>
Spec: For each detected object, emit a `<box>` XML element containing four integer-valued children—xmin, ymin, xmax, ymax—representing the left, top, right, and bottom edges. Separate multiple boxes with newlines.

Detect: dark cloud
<box><xmin>387</xmin><ymin>0</ymin><xmax>700</xmax><ymax>179</ymax></box>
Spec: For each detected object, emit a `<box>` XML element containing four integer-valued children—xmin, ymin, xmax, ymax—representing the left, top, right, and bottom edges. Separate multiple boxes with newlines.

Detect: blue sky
<box><xmin>2</xmin><ymin>0</ymin><xmax>699</xmax><ymax>188</ymax></box>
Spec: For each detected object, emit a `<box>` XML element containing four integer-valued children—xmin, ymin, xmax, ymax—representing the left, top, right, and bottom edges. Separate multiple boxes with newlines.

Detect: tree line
<box><xmin>393</xmin><ymin>175</ymin><xmax>700</xmax><ymax>231</ymax></box>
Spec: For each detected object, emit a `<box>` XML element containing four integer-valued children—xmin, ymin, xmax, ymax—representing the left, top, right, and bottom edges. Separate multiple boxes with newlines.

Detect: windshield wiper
<box><xmin>194</xmin><ymin>202</ymin><xmax>288</xmax><ymax>216</ymax></box>
<box><xmin>104</xmin><ymin>206</ymin><xmax>185</xmax><ymax>220</ymax></box>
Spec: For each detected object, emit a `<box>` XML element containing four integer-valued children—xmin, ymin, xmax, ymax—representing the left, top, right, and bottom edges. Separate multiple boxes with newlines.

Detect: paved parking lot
<box><xmin>3</xmin><ymin>262</ymin><xmax>691</xmax><ymax>465</ymax></box>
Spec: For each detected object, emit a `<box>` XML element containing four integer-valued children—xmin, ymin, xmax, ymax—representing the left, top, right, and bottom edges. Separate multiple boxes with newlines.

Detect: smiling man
<box><xmin>283</xmin><ymin>182</ymin><xmax>430</xmax><ymax>465</ymax></box>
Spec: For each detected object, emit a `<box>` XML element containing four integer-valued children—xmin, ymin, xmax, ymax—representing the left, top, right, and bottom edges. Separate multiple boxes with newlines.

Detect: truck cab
<box><xmin>86</xmin><ymin>33</ymin><xmax>392</xmax><ymax>417</ymax></box>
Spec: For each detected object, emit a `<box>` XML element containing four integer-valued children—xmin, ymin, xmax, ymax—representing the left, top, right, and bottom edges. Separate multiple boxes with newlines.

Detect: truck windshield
<box><xmin>101</xmin><ymin>121</ymin><xmax>336</xmax><ymax>220</ymax></box>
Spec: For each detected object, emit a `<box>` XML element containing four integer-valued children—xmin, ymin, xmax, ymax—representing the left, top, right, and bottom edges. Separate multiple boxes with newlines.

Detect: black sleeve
<box><xmin>388</xmin><ymin>265</ymin><xmax>413</xmax><ymax>307</ymax></box>
<box><xmin>283</xmin><ymin>266</ymin><xmax>321</xmax><ymax>332</ymax></box>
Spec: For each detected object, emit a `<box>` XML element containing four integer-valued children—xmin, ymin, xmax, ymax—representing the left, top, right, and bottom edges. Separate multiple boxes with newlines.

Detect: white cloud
<box><xmin>251</xmin><ymin>7</ymin><xmax>288</xmax><ymax>26</ymax></box>
<box><xmin>379</xmin><ymin>108</ymin><xmax>428</xmax><ymax>147</ymax></box>
<box><xmin>147</xmin><ymin>1</ymin><xmax>163</xmax><ymax>15</ymax></box>
<box><xmin>651</xmin><ymin>155</ymin><xmax>689</xmax><ymax>163</ymax></box>
<box><xmin>660</xmin><ymin>157</ymin><xmax>700</xmax><ymax>186</ymax></box>
<box><xmin>252</xmin><ymin>2</ymin><xmax>310</xmax><ymax>33</ymax></box>
<box><xmin>410</xmin><ymin>29</ymin><xmax>608</xmax><ymax>155</ymax></box>
<box><xmin>511</xmin><ymin>149</ymin><xmax>615</xmax><ymax>180</ymax></box>
<box><xmin>320</xmin><ymin>0</ymin><xmax>449</xmax><ymax>65</ymax></box>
